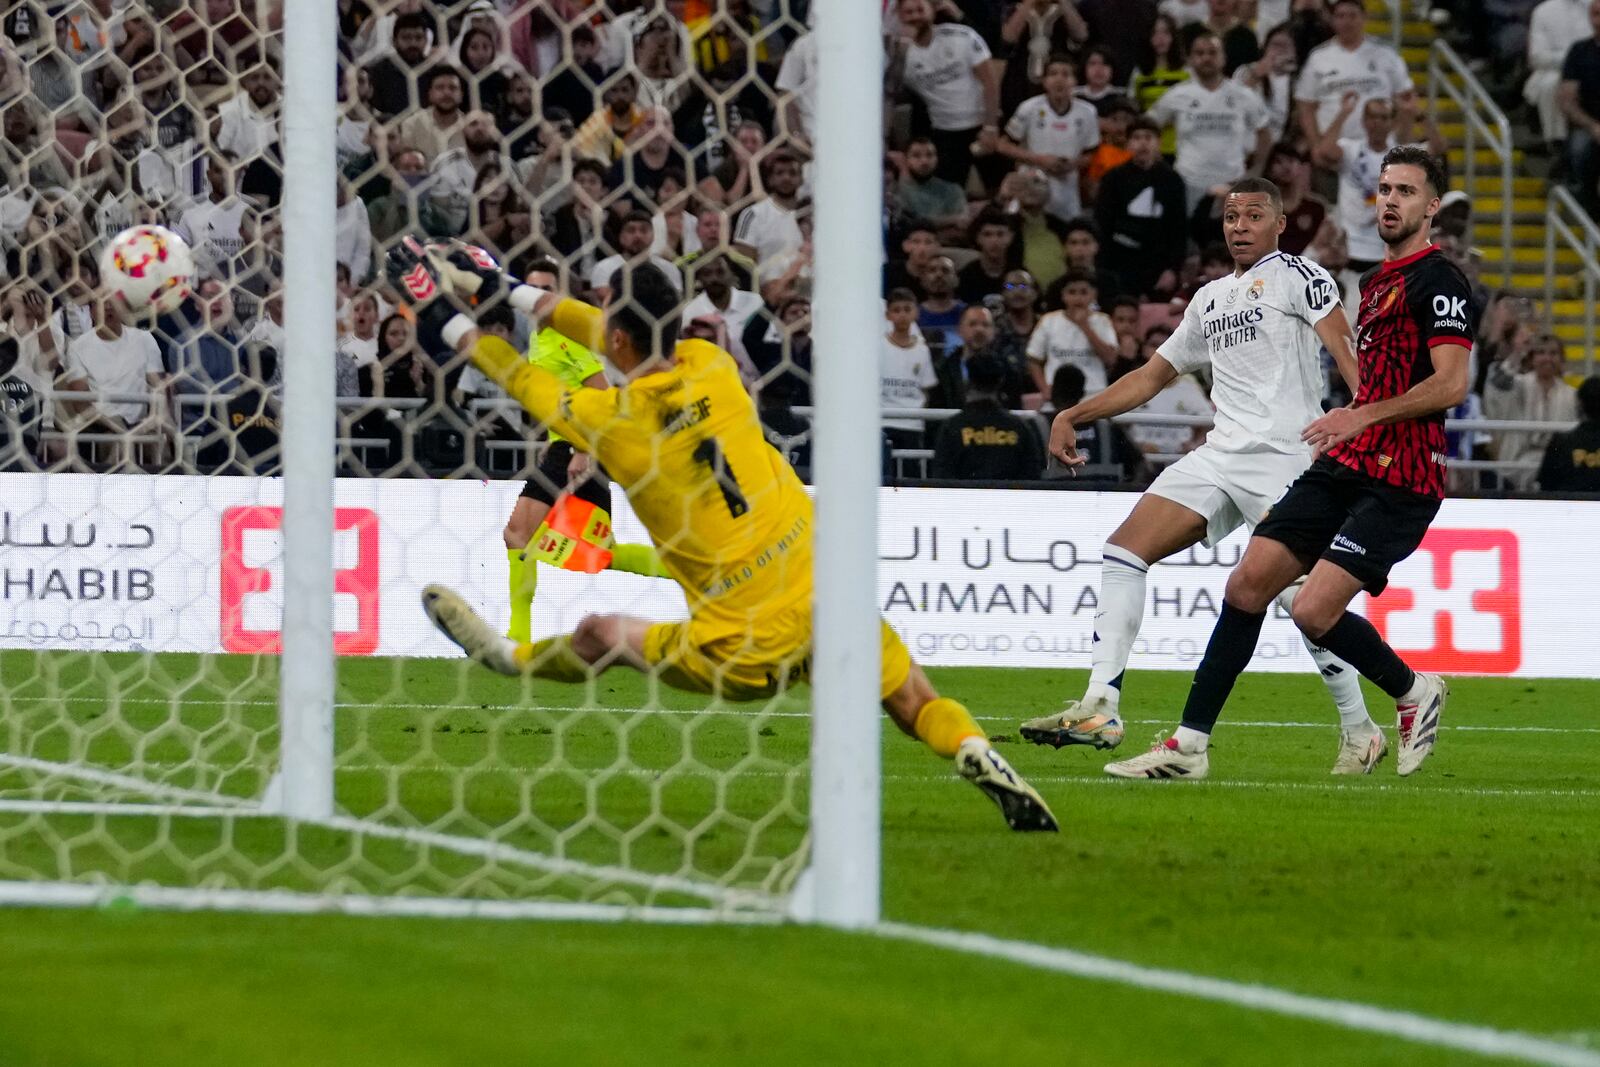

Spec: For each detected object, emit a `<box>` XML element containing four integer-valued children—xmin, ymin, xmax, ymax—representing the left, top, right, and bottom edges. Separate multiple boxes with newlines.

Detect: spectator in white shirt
<box><xmin>1525</xmin><ymin>0</ymin><xmax>1592</xmax><ymax>148</ymax></box>
<box><xmin>211</xmin><ymin>61</ymin><xmax>280</xmax><ymax>161</ymax></box>
<box><xmin>1485</xmin><ymin>333</ymin><xmax>1581</xmax><ymax>489</ymax></box>
<box><xmin>1026</xmin><ymin>268</ymin><xmax>1119</xmax><ymax>395</ymax></box>
<box><xmin>1313</xmin><ymin>93</ymin><xmax>1445</xmax><ymax>272</ymax></box>
<box><xmin>732</xmin><ymin>151</ymin><xmax>805</xmax><ymax>270</ymax></box>
<box><xmin>335</xmin><ymin>178</ymin><xmax>373</xmax><ymax>283</ymax></box>
<box><xmin>996</xmin><ymin>55</ymin><xmax>1101</xmax><ymax>223</ymax></box>
<box><xmin>426</xmin><ymin>109</ymin><xmax>510</xmax><ymax>236</ymax></box>
<box><xmin>882</xmin><ymin>287</ymin><xmax>941</xmax><ymax>449</ymax></box>
<box><xmin>398</xmin><ymin>65</ymin><xmax>467</xmax><ymax>162</ymax></box>
<box><xmin>1146</xmin><ymin>32</ymin><xmax>1273</xmax><ymax>213</ymax></box>
<box><xmin>893</xmin><ymin>0</ymin><xmax>1001</xmax><ymax>187</ymax></box>
<box><xmin>173</xmin><ymin>153</ymin><xmax>253</xmax><ymax>282</ymax></box>
<box><xmin>775</xmin><ymin>28</ymin><xmax>819</xmax><ymax>149</ymax></box>
<box><xmin>58</xmin><ymin>290</ymin><xmax>167</xmax><ymax>435</ymax></box>
<box><xmin>589</xmin><ymin>210</ymin><xmax>685</xmax><ymax>302</ymax></box>
<box><xmin>1294</xmin><ymin>0</ymin><xmax>1414</xmax><ymax>144</ymax></box>
<box><xmin>681</xmin><ymin>252</ymin><xmax>764</xmax><ymax>380</ymax></box>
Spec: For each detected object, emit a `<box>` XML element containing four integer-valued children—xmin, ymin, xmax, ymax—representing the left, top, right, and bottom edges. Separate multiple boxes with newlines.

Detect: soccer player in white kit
<box><xmin>1020</xmin><ymin>177</ymin><xmax>1388</xmax><ymax>775</ymax></box>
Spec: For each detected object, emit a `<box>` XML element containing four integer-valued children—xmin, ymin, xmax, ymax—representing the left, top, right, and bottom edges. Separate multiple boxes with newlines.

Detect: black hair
<box><xmin>1051</xmin><ymin>364</ymin><xmax>1087</xmax><ymax>407</ymax></box>
<box><xmin>422</xmin><ymin>64</ymin><xmax>464</xmax><ymax>94</ymax></box>
<box><xmin>1059</xmin><ymin>267</ymin><xmax>1097</xmax><ymax>288</ymax></box>
<box><xmin>607</xmin><ymin>263</ymin><xmax>681</xmax><ymax>354</ymax></box>
<box><xmin>901</xmin><ymin>217</ymin><xmax>939</xmax><ymax>240</ymax></box>
<box><xmin>1061</xmin><ymin>219</ymin><xmax>1102</xmax><ymax>243</ymax></box>
<box><xmin>523</xmin><ymin>256</ymin><xmax>563</xmax><ymax>278</ymax></box>
<box><xmin>571</xmin><ymin>23</ymin><xmax>597</xmax><ymax>45</ymax></box>
<box><xmin>1126</xmin><ymin>117</ymin><xmax>1161</xmax><ymax>139</ymax></box>
<box><xmin>1110</xmin><ymin>294</ymin><xmax>1140</xmax><ymax>313</ymax></box>
<box><xmin>886</xmin><ymin>287</ymin><xmax>919</xmax><ymax>306</ymax></box>
<box><xmin>621</xmin><ymin>208</ymin><xmax>654</xmax><ymax>229</ymax></box>
<box><xmin>1381</xmin><ymin>143</ymin><xmax>1450</xmax><ymax>200</ymax></box>
<box><xmin>478</xmin><ymin>303</ymin><xmax>516</xmax><ymax>334</ymax></box>
<box><xmin>1044</xmin><ymin>52</ymin><xmax>1077</xmax><ymax>77</ymax></box>
<box><xmin>1580</xmin><ymin>376</ymin><xmax>1600</xmax><ymax>422</ymax></box>
<box><xmin>1227</xmin><ymin>175</ymin><xmax>1284</xmax><ymax>213</ymax></box>
<box><xmin>393</xmin><ymin>10</ymin><xmax>436</xmax><ymax>37</ymax></box>
<box><xmin>572</xmin><ymin>157</ymin><xmax>609</xmax><ymax>182</ymax></box>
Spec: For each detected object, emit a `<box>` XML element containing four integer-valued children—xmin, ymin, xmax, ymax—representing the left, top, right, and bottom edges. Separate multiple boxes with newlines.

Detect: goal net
<box><xmin>0</xmin><ymin>0</ymin><xmax>874</xmax><ymax>921</ymax></box>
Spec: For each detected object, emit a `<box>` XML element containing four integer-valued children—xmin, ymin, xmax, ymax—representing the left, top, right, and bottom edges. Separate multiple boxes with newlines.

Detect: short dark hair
<box><xmin>901</xmin><ymin>217</ymin><xmax>939</xmax><ymax>240</ymax></box>
<box><xmin>1051</xmin><ymin>364</ymin><xmax>1087</xmax><ymax>406</ymax></box>
<box><xmin>760</xmin><ymin>149</ymin><xmax>801</xmax><ymax>176</ymax></box>
<box><xmin>523</xmin><ymin>256</ymin><xmax>563</xmax><ymax>279</ymax></box>
<box><xmin>1044</xmin><ymin>53</ymin><xmax>1077</xmax><ymax>77</ymax></box>
<box><xmin>422</xmin><ymin>64</ymin><xmax>463</xmax><ymax>93</ymax></box>
<box><xmin>1061</xmin><ymin>219</ymin><xmax>1101</xmax><ymax>243</ymax></box>
<box><xmin>1227</xmin><ymin>176</ymin><xmax>1283</xmax><ymax>214</ymax></box>
<box><xmin>393</xmin><ymin>10</ymin><xmax>436</xmax><ymax>37</ymax></box>
<box><xmin>886</xmin><ymin>287</ymin><xmax>918</xmax><ymax>306</ymax></box>
<box><xmin>1110</xmin><ymin>295</ymin><xmax>1140</xmax><ymax>314</ymax></box>
<box><xmin>478</xmin><ymin>303</ymin><xmax>516</xmax><ymax>334</ymax></box>
<box><xmin>1381</xmin><ymin>143</ymin><xmax>1450</xmax><ymax>199</ymax></box>
<box><xmin>1126</xmin><ymin>117</ymin><xmax>1161</xmax><ymax>139</ymax></box>
<box><xmin>1059</xmin><ymin>268</ymin><xmax>1097</xmax><ymax>289</ymax></box>
<box><xmin>1187</xmin><ymin>30</ymin><xmax>1221</xmax><ymax>53</ymax></box>
<box><xmin>570</xmin><ymin>23</ymin><xmax>597</xmax><ymax>45</ymax></box>
<box><xmin>572</xmin><ymin>158</ymin><xmax>609</xmax><ymax>183</ymax></box>
<box><xmin>1580</xmin><ymin>376</ymin><xmax>1600</xmax><ymax>422</ymax></box>
<box><xmin>621</xmin><ymin>208</ymin><xmax>654</xmax><ymax>229</ymax></box>
<box><xmin>608</xmin><ymin>263</ymin><xmax>682</xmax><ymax>354</ymax></box>
<box><xmin>969</xmin><ymin>207</ymin><xmax>1018</xmax><ymax>243</ymax></box>
<box><xmin>907</xmin><ymin>134</ymin><xmax>937</xmax><ymax>151</ymax></box>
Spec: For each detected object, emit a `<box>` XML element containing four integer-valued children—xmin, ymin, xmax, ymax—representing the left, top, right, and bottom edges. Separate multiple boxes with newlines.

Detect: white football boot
<box><xmin>955</xmin><ymin>738</ymin><xmax>1059</xmax><ymax>832</ymax></box>
<box><xmin>421</xmin><ymin>584</ymin><xmax>522</xmax><ymax>676</ymax></box>
<box><xmin>1103</xmin><ymin>735</ymin><xmax>1209</xmax><ymax>780</ymax></box>
<box><xmin>1396</xmin><ymin>673</ymin><xmax>1448</xmax><ymax>777</ymax></box>
<box><xmin>1331</xmin><ymin>728</ymin><xmax>1388</xmax><ymax>775</ymax></box>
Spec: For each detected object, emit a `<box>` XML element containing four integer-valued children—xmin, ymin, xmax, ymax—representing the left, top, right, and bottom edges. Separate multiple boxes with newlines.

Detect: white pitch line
<box><xmin>11</xmin><ymin>694</ymin><xmax>1600</xmax><ymax>734</ymax></box>
<box><xmin>874</xmin><ymin>922</ymin><xmax>1600</xmax><ymax>1067</ymax></box>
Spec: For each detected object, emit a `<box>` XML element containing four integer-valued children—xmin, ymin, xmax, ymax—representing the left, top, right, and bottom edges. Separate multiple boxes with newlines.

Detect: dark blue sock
<box><xmin>1179</xmin><ymin>602</ymin><xmax>1267</xmax><ymax>735</ymax></box>
<box><xmin>1309</xmin><ymin>612</ymin><xmax>1416</xmax><ymax>699</ymax></box>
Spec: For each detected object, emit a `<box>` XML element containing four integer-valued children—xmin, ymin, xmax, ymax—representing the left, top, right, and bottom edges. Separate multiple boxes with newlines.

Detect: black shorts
<box><xmin>1254</xmin><ymin>457</ymin><xmax>1441</xmax><ymax>595</ymax></box>
<box><xmin>519</xmin><ymin>440</ymin><xmax>612</xmax><ymax>511</ymax></box>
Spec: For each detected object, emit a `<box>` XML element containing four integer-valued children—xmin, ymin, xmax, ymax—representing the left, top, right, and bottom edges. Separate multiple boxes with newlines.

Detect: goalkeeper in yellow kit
<box><xmin>389</xmin><ymin>239</ymin><xmax>1057</xmax><ymax>832</ymax></box>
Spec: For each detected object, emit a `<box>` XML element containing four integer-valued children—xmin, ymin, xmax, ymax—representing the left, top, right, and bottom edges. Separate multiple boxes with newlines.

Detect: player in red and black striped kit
<box><xmin>1105</xmin><ymin>144</ymin><xmax>1471</xmax><ymax>781</ymax></box>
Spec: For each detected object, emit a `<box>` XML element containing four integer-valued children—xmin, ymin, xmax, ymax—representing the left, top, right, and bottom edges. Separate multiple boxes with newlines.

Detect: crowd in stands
<box><xmin>0</xmin><ymin>0</ymin><xmax>1594</xmax><ymax>491</ymax></box>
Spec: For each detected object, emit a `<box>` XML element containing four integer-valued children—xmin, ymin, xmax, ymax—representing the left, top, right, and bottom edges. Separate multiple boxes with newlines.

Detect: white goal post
<box><xmin>0</xmin><ymin>0</ymin><xmax>884</xmax><ymax>927</ymax></box>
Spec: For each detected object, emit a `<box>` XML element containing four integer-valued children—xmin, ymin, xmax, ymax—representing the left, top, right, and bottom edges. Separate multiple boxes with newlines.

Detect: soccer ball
<box><xmin>99</xmin><ymin>225</ymin><xmax>195</xmax><ymax>316</ymax></box>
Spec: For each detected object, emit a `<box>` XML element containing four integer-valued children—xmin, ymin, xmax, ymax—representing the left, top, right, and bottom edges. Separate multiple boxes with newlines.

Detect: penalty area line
<box><xmin>873</xmin><ymin>922</ymin><xmax>1600</xmax><ymax>1067</ymax></box>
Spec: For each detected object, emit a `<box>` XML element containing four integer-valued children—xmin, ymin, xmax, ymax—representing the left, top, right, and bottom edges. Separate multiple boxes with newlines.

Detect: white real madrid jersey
<box><xmin>1160</xmin><ymin>250</ymin><xmax>1340</xmax><ymax>454</ymax></box>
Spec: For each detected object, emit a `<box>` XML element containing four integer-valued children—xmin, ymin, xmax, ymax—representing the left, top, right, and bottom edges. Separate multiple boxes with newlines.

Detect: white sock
<box><xmin>1087</xmin><ymin>544</ymin><xmax>1149</xmax><ymax>710</ymax></box>
<box><xmin>1397</xmin><ymin>672</ymin><xmax>1428</xmax><ymax>705</ymax></box>
<box><xmin>1173</xmin><ymin>725</ymin><xmax>1209</xmax><ymax>752</ymax></box>
<box><xmin>1275</xmin><ymin>586</ymin><xmax>1376</xmax><ymax>733</ymax></box>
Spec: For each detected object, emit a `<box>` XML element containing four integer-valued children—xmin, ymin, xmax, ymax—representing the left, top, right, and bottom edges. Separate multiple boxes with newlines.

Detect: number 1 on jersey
<box><xmin>693</xmin><ymin>438</ymin><xmax>749</xmax><ymax>518</ymax></box>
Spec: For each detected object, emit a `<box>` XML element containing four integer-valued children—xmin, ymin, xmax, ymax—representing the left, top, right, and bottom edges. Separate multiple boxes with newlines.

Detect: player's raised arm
<box><xmin>385</xmin><ymin>238</ymin><xmax>607</xmax><ymax>447</ymax></box>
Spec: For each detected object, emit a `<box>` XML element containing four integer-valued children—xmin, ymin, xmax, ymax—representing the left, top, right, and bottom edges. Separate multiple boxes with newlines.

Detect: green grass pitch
<box><xmin>0</xmin><ymin>655</ymin><xmax>1595</xmax><ymax>1066</ymax></box>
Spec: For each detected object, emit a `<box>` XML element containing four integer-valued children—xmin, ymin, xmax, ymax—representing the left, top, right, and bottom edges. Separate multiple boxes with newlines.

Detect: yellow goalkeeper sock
<box><xmin>911</xmin><ymin>698</ymin><xmax>985</xmax><ymax>759</ymax></box>
<box><xmin>507</xmin><ymin>548</ymin><xmax>537</xmax><ymax>643</ymax></box>
<box><xmin>513</xmin><ymin>635</ymin><xmax>592</xmax><ymax>683</ymax></box>
<box><xmin>608</xmin><ymin>543</ymin><xmax>670</xmax><ymax>578</ymax></box>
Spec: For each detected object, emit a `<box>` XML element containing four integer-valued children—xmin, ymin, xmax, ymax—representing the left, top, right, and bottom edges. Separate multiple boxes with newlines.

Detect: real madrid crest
<box><xmin>1247</xmin><ymin>278</ymin><xmax>1264</xmax><ymax>301</ymax></box>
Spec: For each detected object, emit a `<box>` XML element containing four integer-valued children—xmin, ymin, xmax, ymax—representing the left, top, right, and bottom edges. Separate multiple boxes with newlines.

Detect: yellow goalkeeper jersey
<box><xmin>529</xmin><ymin>326</ymin><xmax>602</xmax><ymax>444</ymax></box>
<box><xmin>470</xmin><ymin>299</ymin><xmax>813</xmax><ymax>639</ymax></box>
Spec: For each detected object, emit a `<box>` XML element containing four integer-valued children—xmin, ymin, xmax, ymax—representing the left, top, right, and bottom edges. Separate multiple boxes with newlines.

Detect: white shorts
<box><xmin>1146</xmin><ymin>445</ymin><xmax>1313</xmax><ymax>548</ymax></box>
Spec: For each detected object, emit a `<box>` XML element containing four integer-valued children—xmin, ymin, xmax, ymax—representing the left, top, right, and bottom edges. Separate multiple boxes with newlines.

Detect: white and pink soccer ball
<box><xmin>98</xmin><ymin>225</ymin><xmax>195</xmax><ymax>316</ymax></box>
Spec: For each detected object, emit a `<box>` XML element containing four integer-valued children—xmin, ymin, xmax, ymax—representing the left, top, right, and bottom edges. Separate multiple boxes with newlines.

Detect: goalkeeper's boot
<box><xmin>1395</xmin><ymin>672</ymin><xmax>1447</xmax><ymax>777</ymax></box>
<box><xmin>1103</xmin><ymin>735</ymin><xmax>1208</xmax><ymax>780</ymax></box>
<box><xmin>956</xmin><ymin>738</ymin><xmax>1059</xmax><ymax>832</ymax></box>
<box><xmin>422</xmin><ymin>584</ymin><xmax>521</xmax><ymax>676</ymax></box>
<box><xmin>1330</xmin><ymin>727</ymin><xmax>1388</xmax><ymax>775</ymax></box>
<box><xmin>1019</xmin><ymin>694</ymin><xmax>1124</xmax><ymax>751</ymax></box>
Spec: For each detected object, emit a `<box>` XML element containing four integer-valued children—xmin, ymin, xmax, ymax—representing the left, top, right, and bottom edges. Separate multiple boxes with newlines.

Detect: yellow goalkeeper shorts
<box><xmin>642</xmin><ymin>608</ymin><xmax>912</xmax><ymax>703</ymax></box>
